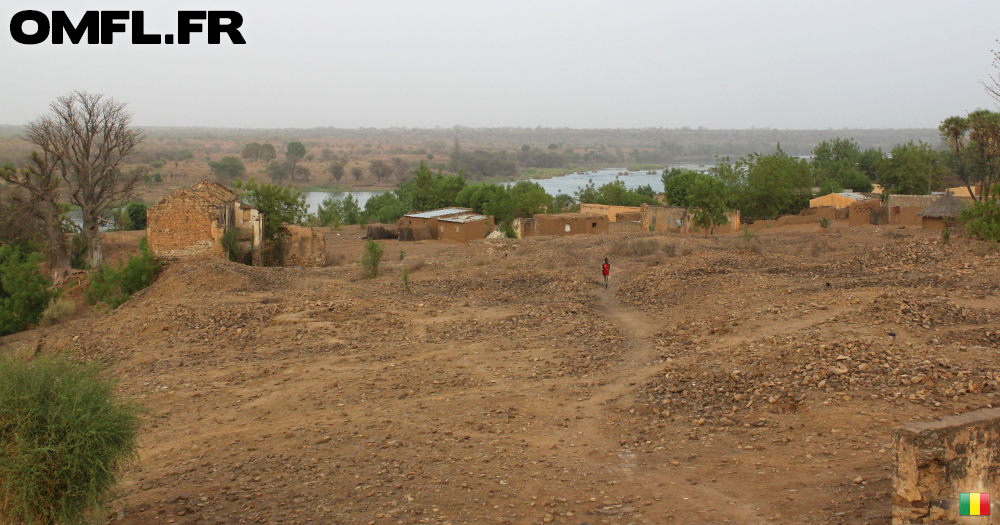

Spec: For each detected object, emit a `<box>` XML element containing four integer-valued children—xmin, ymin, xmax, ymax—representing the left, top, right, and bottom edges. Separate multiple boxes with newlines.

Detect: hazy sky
<box><xmin>2</xmin><ymin>1</ymin><xmax>999</xmax><ymax>129</ymax></box>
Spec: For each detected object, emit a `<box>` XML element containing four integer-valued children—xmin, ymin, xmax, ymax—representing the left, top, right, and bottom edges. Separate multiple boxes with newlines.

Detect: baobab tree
<box><xmin>23</xmin><ymin>91</ymin><xmax>147</xmax><ymax>268</ymax></box>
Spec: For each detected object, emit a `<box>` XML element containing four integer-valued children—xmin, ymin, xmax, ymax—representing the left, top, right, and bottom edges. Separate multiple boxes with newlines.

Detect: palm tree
<box><xmin>939</xmin><ymin>116</ymin><xmax>973</xmax><ymax>200</ymax></box>
<box><xmin>967</xmin><ymin>110</ymin><xmax>1000</xmax><ymax>201</ymax></box>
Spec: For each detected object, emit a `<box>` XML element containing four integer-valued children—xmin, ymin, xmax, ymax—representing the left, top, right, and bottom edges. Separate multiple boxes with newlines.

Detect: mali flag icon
<box><xmin>960</xmin><ymin>493</ymin><xmax>990</xmax><ymax>516</ymax></box>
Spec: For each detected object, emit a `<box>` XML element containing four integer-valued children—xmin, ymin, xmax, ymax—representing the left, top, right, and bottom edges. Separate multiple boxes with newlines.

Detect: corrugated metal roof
<box><xmin>438</xmin><ymin>214</ymin><xmax>489</xmax><ymax>223</ymax></box>
<box><xmin>405</xmin><ymin>208</ymin><xmax>472</xmax><ymax>219</ymax></box>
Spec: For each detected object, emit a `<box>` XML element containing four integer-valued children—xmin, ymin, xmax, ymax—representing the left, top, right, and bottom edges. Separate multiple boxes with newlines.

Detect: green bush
<box><xmin>0</xmin><ymin>244</ymin><xmax>56</xmax><ymax>336</ymax></box>
<box><xmin>942</xmin><ymin>228</ymin><xmax>952</xmax><ymax>243</ymax></box>
<box><xmin>0</xmin><ymin>355</ymin><xmax>142</xmax><ymax>525</ymax></box>
<box><xmin>402</xmin><ymin>266</ymin><xmax>410</xmax><ymax>291</ymax></box>
<box><xmin>361</xmin><ymin>239</ymin><xmax>384</xmax><ymax>279</ymax></box>
<box><xmin>960</xmin><ymin>196</ymin><xmax>1000</xmax><ymax>243</ymax></box>
<box><xmin>819</xmin><ymin>217</ymin><xmax>832</xmax><ymax>228</ymax></box>
<box><xmin>85</xmin><ymin>237</ymin><xmax>161</xmax><ymax>309</ymax></box>
<box><xmin>69</xmin><ymin>235</ymin><xmax>89</xmax><ymax>270</ymax></box>
<box><xmin>219</xmin><ymin>228</ymin><xmax>251</xmax><ymax>264</ymax></box>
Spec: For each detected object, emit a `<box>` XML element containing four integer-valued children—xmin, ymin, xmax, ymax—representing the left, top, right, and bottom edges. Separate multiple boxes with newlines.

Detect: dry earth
<box><xmin>4</xmin><ymin>225</ymin><xmax>1000</xmax><ymax>525</ymax></box>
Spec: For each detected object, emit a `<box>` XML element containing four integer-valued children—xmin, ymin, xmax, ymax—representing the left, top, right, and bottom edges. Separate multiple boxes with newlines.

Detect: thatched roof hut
<box><xmin>916</xmin><ymin>195</ymin><xmax>968</xmax><ymax>219</ymax></box>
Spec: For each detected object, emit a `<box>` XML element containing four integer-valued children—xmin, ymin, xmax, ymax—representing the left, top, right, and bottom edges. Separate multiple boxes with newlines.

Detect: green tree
<box><xmin>876</xmin><ymin>141</ymin><xmax>944</xmax><ymax>196</ymax></box>
<box><xmin>395</xmin><ymin>162</ymin><xmax>466</xmax><ymax>211</ymax></box>
<box><xmin>258</xmin><ymin>143</ymin><xmax>277</xmax><ymax>163</ymax></box>
<box><xmin>362</xmin><ymin>192</ymin><xmax>410</xmax><ymax>224</ymax></box>
<box><xmin>0</xmin><ymin>355</ymin><xmax>142</xmax><ymax>525</ymax></box>
<box><xmin>209</xmin><ymin>156</ymin><xmax>246</xmax><ymax>181</ymax></box>
<box><xmin>266</xmin><ymin>159</ymin><xmax>293</xmax><ymax>184</ymax></box>
<box><xmin>153</xmin><ymin>172</ymin><xmax>162</xmax><ymax>183</ymax></box>
<box><xmin>662</xmin><ymin>168</ymin><xmax>699</xmax><ymax>206</ymax></box>
<box><xmin>341</xmin><ymin>194</ymin><xmax>362</xmax><ymax>225</ymax></box>
<box><xmin>722</xmin><ymin>145</ymin><xmax>812</xmax><ymax>219</ymax></box>
<box><xmin>0</xmin><ymin>244</ymin><xmax>55</xmax><ymax>335</ymax></box>
<box><xmin>286</xmin><ymin>142</ymin><xmax>306</xmax><ymax>161</ymax></box>
<box><xmin>688</xmin><ymin>176</ymin><xmax>728</xmax><ymax>237</ymax></box>
<box><xmin>351</xmin><ymin>166</ymin><xmax>364</xmax><ymax>181</ymax></box>
<box><xmin>234</xmin><ymin>179</ymin><xmax>310</xmax><ymax>240</ymax></box>
<box><xmin>551</xmin><ymin>193</ymin><xmax>575</xmax><ymax>212</ymax></box>
<box><xmin>316</xmin><ymin>195</ymin><xmax>343</xmax><ymax>227</ymax></box>
<box><xmin>327</xmin><ymin>162</ymin><xmax>345</xmax><ymax>183</ymax></box>
<box><xmin>241</xmin><ymin>142</ymin><xmax>261</xmax><ymax>161</ymax></box>
<box><xmin>126</xmin><ymin>202</ymin><xmax>147</xmax><ymax>230</ymax></box>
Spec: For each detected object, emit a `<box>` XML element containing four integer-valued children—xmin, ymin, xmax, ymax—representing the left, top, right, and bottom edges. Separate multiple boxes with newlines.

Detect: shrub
<box><xmin>220</xmin><ymin>228</ymin><xmax>251</xmax><ymax>264</ymax></box>
<box><xmin>407</xmin><ymin>257</ymin><xmax>426</xmax><ymax>272</ymax></box>
<box><xmin>86</xmin><ymin>237</ymin><xmax>161</xmax><ymax>309</ymax></box>
<box><xmin>39</xmin><ymin>297</ymin><xmax>76</xmax><ymax>327</ymax></box>
<box><xmin>361</xmin><ymin>239</ymin><xmax>384</xmax><ymax>279</ymax></box>
<box><xmin>738</xmin><ymin>225</ymin><xmax>759</xmax><ymax>243</ymax></box>
<box><xmin>398</xmin><ymin>250</ymin><xmax>406</xmax><ymax>261</ymax></box>
<box><xmin>941</xmin><ymin>228</ymin><xmax>951</xmax><ymax>243</ymax></box>
<box><xmin>70</xmin><ymin>235</ymin><xmax>88</xmax><ymax>270</ymax></box>
<box><xmin>960</xmin><ymin>197</ymin><xmax>1000</xmax><ymax>243</ymax></box>
<box><xmin>0</xmin><ymin>244</ymin><xmax>56</xmax><ymax>336</ymax></box>
<box><xmin>402</xmin><ymin>267</ymin><xmax>410</xmax><ymax>291</ymax></box>
<box><xmin>819</xmin><ymin>217</ymin><xmax>832</xmax><ymax>228</ymax></box>
<box><xmin>0</xmin><ymin>355</ymin><xmax>142</xmax><ymax>525</ymax></box>
<box><xmin>663</xmin><ymin>243</ymin><xmax>678</xmax><ymax>257</ymax></box>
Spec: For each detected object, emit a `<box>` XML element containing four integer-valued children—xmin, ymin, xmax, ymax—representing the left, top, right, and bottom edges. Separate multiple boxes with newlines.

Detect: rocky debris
<box><xmin>640</xmin><ymin>334</ymin><xmax>1000</xmax><ymax>424</ymax></box>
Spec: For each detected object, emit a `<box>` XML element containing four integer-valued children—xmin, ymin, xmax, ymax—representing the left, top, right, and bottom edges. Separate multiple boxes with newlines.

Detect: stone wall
<box><xmin>893</xmin><ymin>408</ymin><xmax>1000</xmax><ymax>523</ymax></box>
<box><xmin>280</xmin><ymin>225</ymin><xmax>326</xmax><ymax>267</ymax></box>
<box><xmin>147</xmin><ymin>181</ymin><xmax>234</xmax><ymax>257</ymax></box>
<box><xmin>533</xmin><ymin>213</ymin><xmax>609</xmax><ymax>236</ymax></box>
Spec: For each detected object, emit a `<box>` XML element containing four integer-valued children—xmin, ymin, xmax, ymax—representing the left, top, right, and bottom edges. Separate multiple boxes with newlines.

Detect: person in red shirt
<box><xmin>602</xmin><ymin>258</ymin><xmax>610</xmax><ymax>289</ymax></box>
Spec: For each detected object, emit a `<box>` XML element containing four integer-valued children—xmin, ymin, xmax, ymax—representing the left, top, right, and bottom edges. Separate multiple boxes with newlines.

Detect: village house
<box><xmin>516</xmin><ymin>213</ymin><xmax>610</xmax><ymax>237</ymax></box>
<box><xmin>916</xmin><ymin>195</ymin><xmax>969</xmax><ymax>231</ymax></box>
<box><xmin>578</xmin><ymin>204</ymin><xmax>641</xmax><ymax>222</ymax></box>
<box><xmin>146</xmin><ymin>180</ymin><xmax>263</xmax><ymax>264</ymax></box>
<box><xmin>397</xmin><ymin>208</ymin><xmax>473</xmax><ymax>241</ymax></box>
<box><xmin>886</xmin><ymin>195</ymin><xmax>941</xmax><ymax>226</ymax></box>
<box><xmin>437</xmin><ymin>214</ymin><xmax>495</xmax><ymax>243</ymax></box>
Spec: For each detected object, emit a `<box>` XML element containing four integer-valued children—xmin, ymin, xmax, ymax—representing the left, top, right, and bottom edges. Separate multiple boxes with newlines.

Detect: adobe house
<box><xmin>886</xmin><ymin>195</ymin><xmax>941</xmax><ymax>226</ymax></box>
<box><xmin>146</xmin><ymin>180</ymin><xmax>263</xmax><ymax>264</ymax></box>
<box><xmin>398</xmin><ymin>208</ymin><xmax>472</xmax><ymax>240</ymax></box>
<box><xmin>532</xmin><ymin>213</ymin><xmax>609</xmax><ymax>236</ymax></box>
<box><xmin>640</xmin><ymin>204</ymin><xmax>741</xmax><ymax>234</ymax></box>
<box><xmin>916</xmin><ymin>195</ymin><xmax>969</xmax><ymax>231</ymax></box>
<box><xmin>437</xmin><ymin>214</ymin><xmax>495</xmax><ymax>243</ymax></box>
<box><xmin>848</xmin><ymin>199</ymin><xmax>885</xmax><ymax>226</ymax></box>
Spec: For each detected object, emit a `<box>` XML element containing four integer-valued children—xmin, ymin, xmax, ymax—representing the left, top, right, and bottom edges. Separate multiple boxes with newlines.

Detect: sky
<box><xmin>2</xmin><ymin>0</ymin><xmax>999</xmax><ymax>129</ymax></box>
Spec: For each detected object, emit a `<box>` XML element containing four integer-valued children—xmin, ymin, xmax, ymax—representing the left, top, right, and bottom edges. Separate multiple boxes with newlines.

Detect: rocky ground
<box><xmin>4</xmin><ymin>224</ymin><xmax>1000</xmax><ymax>525</ymax></box>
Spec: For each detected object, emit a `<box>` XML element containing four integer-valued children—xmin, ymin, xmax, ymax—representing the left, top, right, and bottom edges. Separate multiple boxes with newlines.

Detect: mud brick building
<box><xmin>398</xmin><ymin>208</ymin><xmax>473</xmax><ymax>241</ymax></box>
<box><xmin>437</xmin><ymin>214</ymin><xmax>495</xmax><ymax>243</ymax></box>
<box><xmin>146</xmin><ymin>180</ymin><xmax>263</xmax><ymax>264</ymax></box>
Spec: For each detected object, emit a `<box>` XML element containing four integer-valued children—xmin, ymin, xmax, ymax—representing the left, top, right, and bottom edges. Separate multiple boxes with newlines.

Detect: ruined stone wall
<box><xmin>280</xmin><ymin>225</ymin><xmax>326</xmax><ymax>267</ymax></box>
<box><xmin>849</xmin><ymin>201</ymin><xmax>883</xmax><ymax>226</ymax></box>
<box><xmin>609</xmin><ymin>221</ymin><xmax>642</xmax><ymax>233</ymax></box>
<box><xmin>147</xmin><ymin>192</ymin><xmax>221</xmax><ymax>257</ymax></box>
<box><xmin>893</xmin><ymin>408</ymin><xmax>1000</xmax><ymax>523</ymax></box>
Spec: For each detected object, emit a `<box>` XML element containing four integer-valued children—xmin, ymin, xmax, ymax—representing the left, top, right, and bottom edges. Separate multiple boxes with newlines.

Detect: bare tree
<box><xmin>23</xmin><ymin>92</ymin><xmax>147</xmax><ymax>268</ymax></box>
<box><xmin>987</xmin><ymin>41</ymin><xmax>1000</xmax><ymax>107</ymax></box>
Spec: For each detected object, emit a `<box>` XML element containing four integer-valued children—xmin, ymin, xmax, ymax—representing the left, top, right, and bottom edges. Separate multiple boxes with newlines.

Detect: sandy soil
<box><xmin>4</xmin><ymin>224</ymin><xmax>1000</xmax><ymax>525</ymax></box>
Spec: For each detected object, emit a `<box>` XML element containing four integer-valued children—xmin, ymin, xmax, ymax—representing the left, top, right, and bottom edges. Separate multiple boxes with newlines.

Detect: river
<box><xmin>302</xmin><ymin>164</ymin><xmax>710</xmax><ymax>213</ymax></box>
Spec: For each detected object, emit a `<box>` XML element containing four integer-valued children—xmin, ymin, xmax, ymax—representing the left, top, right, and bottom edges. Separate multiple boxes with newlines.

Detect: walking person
<box><xmin>602</xmin><ymin>257</ymin><xmax>610</xmax><ymax>289</ymax></box>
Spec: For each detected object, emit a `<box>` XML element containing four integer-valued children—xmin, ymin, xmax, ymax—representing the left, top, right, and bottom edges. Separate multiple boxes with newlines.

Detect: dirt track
<box><xmin>5</xmin><ymin>224</ymin><xmax>1000</xmax><ymax>525</ymax></box>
